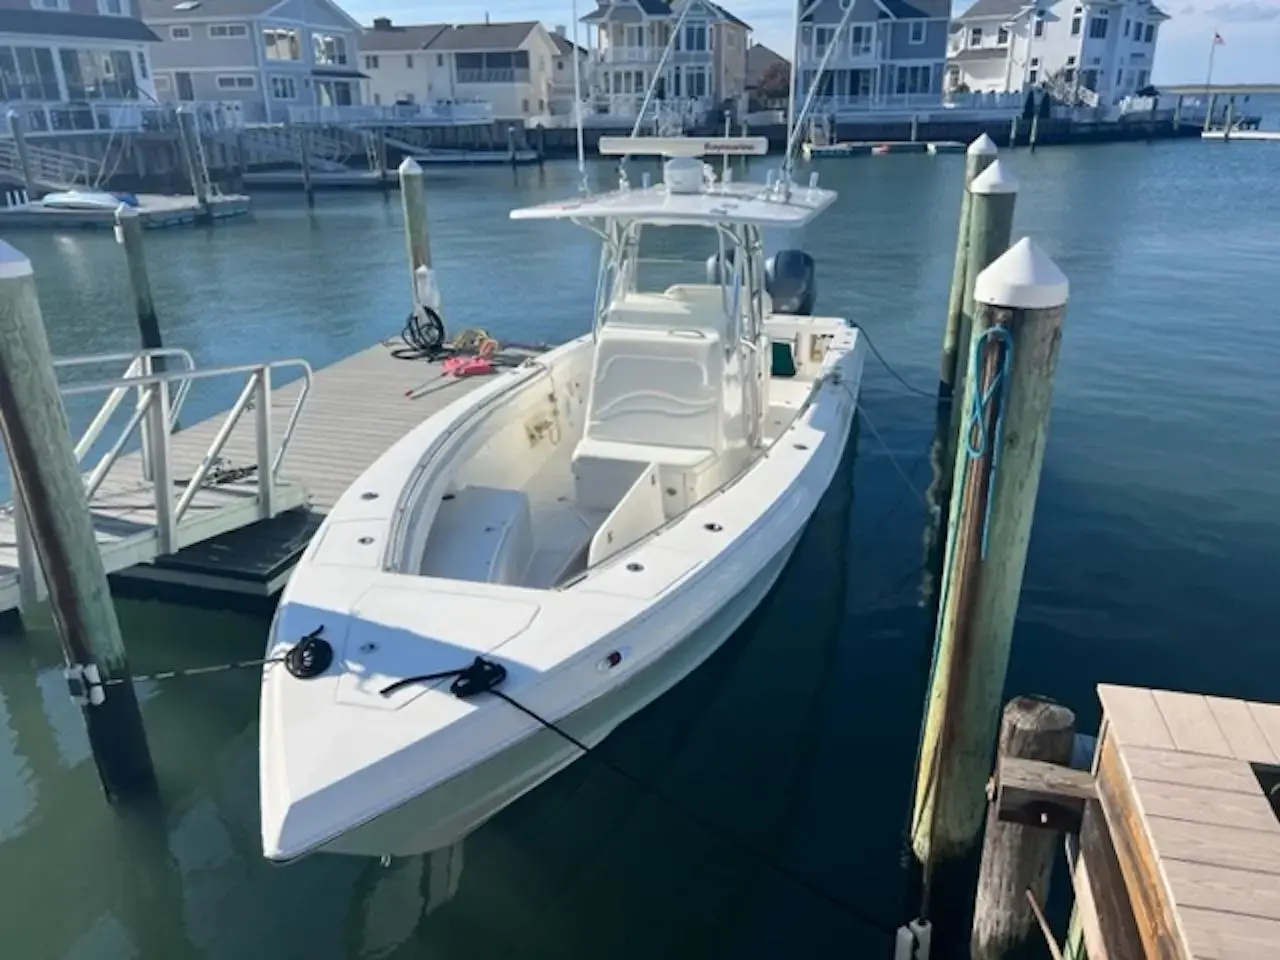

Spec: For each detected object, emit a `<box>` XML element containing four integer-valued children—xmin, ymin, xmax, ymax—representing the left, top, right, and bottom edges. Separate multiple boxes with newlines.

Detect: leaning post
<box><xmin>912</xmin><ymin>237</ymin><xmax>1070</xmax><ymax>874</ymax></box>
<box><xmin>175</xmin><ymin>106</ymin><xmax>212</xmax><ymax>224</ymax></box>
<box><xmin>0</xmin><ymin>240</ymin><xmax>156</xmax><ymax>799</ymax></box>
<box><xmin>296</xmin><ymin>125</ymin><xmax>315</xmax><ymax>208</ymax></box>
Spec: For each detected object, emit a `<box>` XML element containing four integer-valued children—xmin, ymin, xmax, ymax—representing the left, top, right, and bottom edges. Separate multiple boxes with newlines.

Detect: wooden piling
<box><xmin>923</xmin><ymin>134</ymin><xmax>1000</xmax><ymax>613</ymax></box>
<box><xmin>113</xmin><ymin>205</ymin><xmax>164</xmax><ymax>366</ymax></box>
<box><xmin>1203</xmin><ymin>93</ymin><xmax>1218</xmax><ymax>133</ymax></box>
<box><xmin>912</xmin><ymin>238</ymin><xmax>1070</xmax><ymax>871</ymax></box>
<box><xmin>375</xmin><ymin>129</ymin><xmax>390</xmax><ymax>193</ymax></box>
<box><xmin>1028</xmin><ymin>111</ymin><xmax>1039</xmax><ymax>152</ymax></box>
<box><xmin>972</xmin><ymin>697</ymin><xmax>1077</xmax><ymax>960</ymax></box>
<box><xmin>1008</xmin><ymin>115</ymin><xmax>1019</xmax><ymax>148</ymax></box>
<box><xmin>398</xmin><ymin>158</ymin><xmax>439</xmax><ymax>318</ymax></box>
<box><xmin>0</xmin><ymin>240</ymin><xmax>156</xmax><ymax>799</ymax></box>
<box><xmin>175</xmin><ymin>107</ymin><xmax>211</xmax><ymax>224</ymax></box>
<box><xmin>949</xmin><ymin>160</ymin><xmax>1018</xmax><ymax>449</ymax></box>
<box><xmin>6</xmin><ymin>110</ymin><xmax>37</xmax><ymax>200</ymax></box>
<box><xmin>1223</xmin><ymin>100</ymin><xmax>1235</xmax><ymax>141</ymax></box>
<box><xmin>1173</xmin><ymin>94</ymin><xmax>1183</xmax><ymax>129</ymax></box>
<box><xmin>297</xmin><ymin>126</ymin><xmax>315</xmax><ymax>208</ymax></box>
<box><xmin>911</xmin><ymin>114</ymin><xmax>920</xmax><ymax>143</ymax></box>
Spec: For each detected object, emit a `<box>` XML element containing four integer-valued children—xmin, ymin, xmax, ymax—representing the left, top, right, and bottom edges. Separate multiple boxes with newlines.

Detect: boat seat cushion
<box><xmin>420</xmin><ymin>485</ymin><xmax>533</xmax><ymax>585</ymax></box>
<box><xmin>574</xmin><ymin>437</ymin><xmax>714</xmax><ymax>470</ymax></box>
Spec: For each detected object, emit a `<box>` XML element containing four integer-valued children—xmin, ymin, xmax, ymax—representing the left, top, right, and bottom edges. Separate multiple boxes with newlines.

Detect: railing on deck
<box><xmin>11</xmin><ymin>350</ymin><xmax>312</xmax><ymax>573</ymax></box>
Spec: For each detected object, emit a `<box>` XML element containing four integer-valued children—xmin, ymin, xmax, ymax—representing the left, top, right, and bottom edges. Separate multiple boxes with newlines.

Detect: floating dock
<box><xmin>0</xmin><ymin>193</ymin><xmax>250</xmax><ymax>229</ymax></box>
<box><xmin>804</xmin><ymin>140</ymin><xmax>965</xmax><ymax>158</ymax></box>
<box><xmin>111</xmin><ymin>342</ymin><xmax>498</xmax><ymax>598</ymax></box>
<box><xmin>1202</xmin><ymin>129</ymin><xmax>1280</xmax><ymax>142</ymax></box>
<box><xmin>240</xmin><ymin>169</ymin><xmax>392</xmax><ymax>190</ymax></box>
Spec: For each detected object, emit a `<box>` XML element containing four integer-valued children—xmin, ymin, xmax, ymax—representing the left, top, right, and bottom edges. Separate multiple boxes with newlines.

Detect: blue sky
<box><xmin>348</xmin><ymin>0</ymin><xmax>1279</xmax><ymax>84</ymax></box>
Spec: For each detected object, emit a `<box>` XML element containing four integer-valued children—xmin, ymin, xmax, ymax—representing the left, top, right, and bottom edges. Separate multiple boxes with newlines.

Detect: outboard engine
<box><xmin>765</xmin><ymin>250</ymin><xmax>817</xmax><ymax>315</ymax></box>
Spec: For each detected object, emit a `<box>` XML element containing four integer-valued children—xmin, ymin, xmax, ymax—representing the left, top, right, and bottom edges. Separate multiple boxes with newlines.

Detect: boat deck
<box><xmin>112</xmin><ymin>341</ymin><xmax>495</xmax><ymax>596</ymax></box>
<box><xmin>1092</xmin><ymin>683</ymin><xmax>1280</xmax><ymax>958</ymax></box>
<box><xmin>0</xmin><ymin>193</ymin><xmax>250</xmax><ymax>229</ymax></box>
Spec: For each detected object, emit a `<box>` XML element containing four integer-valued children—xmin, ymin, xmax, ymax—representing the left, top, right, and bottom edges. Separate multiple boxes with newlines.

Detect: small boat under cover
<box><xmin>40</xmin><ymin>189</ymin><xmax>139</xmax><ymax>210</ymax></box>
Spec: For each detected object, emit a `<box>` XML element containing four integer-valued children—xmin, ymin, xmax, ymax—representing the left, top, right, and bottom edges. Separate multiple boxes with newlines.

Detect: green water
<box><xmin>2</xmin><ymin>139</ymin><xmax>1280</xmax><ymax>958</ymax></box>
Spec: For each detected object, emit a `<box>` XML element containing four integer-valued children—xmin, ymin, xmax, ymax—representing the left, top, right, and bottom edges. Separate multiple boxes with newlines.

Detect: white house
<box><xmin>360</xmin><ymin>18</ymin><xmax>562</xmax><ymax>124</ymax></box>
<box><xmin>548</xmin><ymin>25</ymin><xmax>591</xmax><ymax>122</ymax></box>
<box><xmin>579</xmin><ymin>0</ymin><xmax>751</xmax><ymax>126</ymax></box>
<box><xmin>947</xmin><ymin>0</ymin><xmax>1169</xmax><ymax>105</ymax></box>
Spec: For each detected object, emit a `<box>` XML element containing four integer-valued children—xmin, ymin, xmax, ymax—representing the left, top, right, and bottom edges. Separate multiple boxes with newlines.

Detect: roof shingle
<box><xmin>361</xmin><ymin>22</ymin><xmax>450</xmax><ymax>51</ymax></box>
<box><xmin>4</xmin><ymin>9</ymin><xmax>160</xmax><ymax>41</ymax></box>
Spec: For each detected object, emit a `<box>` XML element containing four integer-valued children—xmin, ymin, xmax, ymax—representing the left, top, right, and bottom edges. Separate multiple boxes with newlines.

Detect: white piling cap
<box><xmin>968</xmin><ymin>133</ymin><xmax>998</xmax><ymax>156</ymax></box>
<box><xmin>115</xmin><ymin>202</ymin><xmax>138</xmax><ymax>219</ymax></box>
<box><xmin>974</xmin><ymin>237</ymin><xmax>1069</xmax><ymax>310</ymax></box>
<box><xmin>0</xmin><ymin>239</ymin><xmax>33</xmax><ymax>279</ymax></box>
<box><xmin>398</xmin><ymin>157</ymin><xmax>422</xmax><ymax>175</ymax></box>
<box><xmin>970</xmin><ymin>158</ymin><xmax>1018</xmax><ymax>195</ymax></box>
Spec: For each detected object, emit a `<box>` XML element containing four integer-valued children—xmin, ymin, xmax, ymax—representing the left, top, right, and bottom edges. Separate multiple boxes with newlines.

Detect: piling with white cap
<box><xmin>0</xmin><ymin>239</ymin><xmax>156</xmax><ymax>799</ymax></box>
<box><xmin>912</xmin><ymin>238</ymin><xmax>1070</xmax><ymax>879</ymax></box>
<box><xmin>398</xmin><ymin>158</ymin><xmax>441</xmax><ymax>322</ymax></box>
<box><xmin>114</xmin><ymin>204</ymin><xmax>164</xmax><ymax>363</ymax></box>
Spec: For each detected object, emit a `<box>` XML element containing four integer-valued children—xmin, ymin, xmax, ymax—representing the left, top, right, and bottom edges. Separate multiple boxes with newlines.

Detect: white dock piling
<box><xmin>398</xmin><ymin>158</ymin><xmax>439</xmax><ymax>318</ymax></box>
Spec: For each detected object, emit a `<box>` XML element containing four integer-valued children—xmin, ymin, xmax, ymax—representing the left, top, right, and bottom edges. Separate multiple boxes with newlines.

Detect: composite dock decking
<box><xmin>1092</xmin><ymin>684</ymin><xmax>1280</xmax><ymax>959</ymax></box>
<box><xmin>111</xmin><ymin>341</ymin><xmax>495</xmax><ymax>595</ymax></box>
<box><xmin>1201</xmin><ymin>130</ymin><xmax>1280</xmax><ymax>142</ymax></box>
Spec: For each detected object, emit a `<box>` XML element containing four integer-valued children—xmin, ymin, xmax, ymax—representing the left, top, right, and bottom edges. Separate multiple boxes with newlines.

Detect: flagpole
<box><xmin>1204</xmin><ymin>30</ymin><xmax>1217</xmax><ymax>97</ymax></box>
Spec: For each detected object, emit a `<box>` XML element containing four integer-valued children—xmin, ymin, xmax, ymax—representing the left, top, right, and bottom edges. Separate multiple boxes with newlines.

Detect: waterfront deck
<box><xmin>0</xmin><ymin>193</ymin><xmax>250</xmax><ymax>229</ymax></box>
<box><xmin>1202</xmin><ymin>129</ymin><xmax>1280</xmax><ymax>143</ymax></box>
<box><xmin>111</xmin><ymin>341</ymin><xmax>495</xmax><ymax>596</ymax></box>
<box><xmin>1083</xmin><ymin>684</ymin><xmax>1280</xmax><ymax>958</ymax></box>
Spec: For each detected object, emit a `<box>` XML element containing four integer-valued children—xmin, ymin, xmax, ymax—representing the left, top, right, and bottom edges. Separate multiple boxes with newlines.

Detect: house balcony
<box><xmin>285</xmin><ymin>101</ymin><xmax>495</xmax><ymax>126</ymax></box>
<box><xmin>595</xmin><ymin>47</ymin><xmax>664</xmax><ymax>65</ymax></box>
<box><xmin>456</xmin><ymin>68</ymin><xmax>531</xmax><ymax>85</ymax></box>
<box><xmin>5</xmin><ymin>100</ymin><xmax>249</xmax><ymax>135</ymax></box>
<box><xmin>586</xmin><ymin>93</ymin><xmax>713</xmax><ymax>128</ymax></box>
<box><xmin>800</xmin><ymin>42</ymin><xmax>881</xmax><ymax>68</ymax></box>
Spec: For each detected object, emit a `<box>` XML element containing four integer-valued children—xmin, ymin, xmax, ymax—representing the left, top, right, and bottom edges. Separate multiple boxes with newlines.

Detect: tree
<box><xmin>758</xmin><ymin>61</ymin><xmax>791</xmax><ymax>101</ymax></box>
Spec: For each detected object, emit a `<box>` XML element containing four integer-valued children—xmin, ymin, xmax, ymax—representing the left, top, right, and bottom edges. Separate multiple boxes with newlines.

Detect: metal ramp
<box><xmin>0</xmin><ymin>137</ymin><xmax>103</xmax><ymax>192</ymax></box>
<box><xmin>239</xmin><ymin>125</ymin><xmax>359</xmax><ymax>173</ymax></box>
<box><xmin>0</xmin><ymin>349</ymin><xmax>313</xmax><ymax>614</ymax></box>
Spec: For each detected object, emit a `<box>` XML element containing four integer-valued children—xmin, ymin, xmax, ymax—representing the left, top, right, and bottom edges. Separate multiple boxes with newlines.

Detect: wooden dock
<box><xmin>1202</xmin><ymin>129</ymin><xmax>1280</xmax><ymax>142</ymax></box>
<box><xmin>110</xmin><ymin>341</ymin><xmax>495</xmax><ymax>597</ymax></box>
<box><xmin>0</xmin><ymin>193</ymin><xmax>250</xmax><ymax>229</ymax></box>
<box><xmin>989</xmin><ymin>683</ymin><xmax>1280</xmax><ymax>959</ymax></box>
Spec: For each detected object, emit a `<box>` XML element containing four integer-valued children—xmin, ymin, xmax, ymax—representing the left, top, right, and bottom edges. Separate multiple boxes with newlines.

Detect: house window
<box><xmin>312</xmin><ymin>34</ymin><xmax>348</xmax><ymax>66</ymax></box>
<box><xmin>682</xmin><ymin>24</ymin><xmax>708</xmax><ymax>52</ymax></box>
<box><xmin>909</xmin><ymin>22</ymin><xmax>926</xmax><ymax>45</ymax></box>
<box><xmin>1028</xmin><ymin>56</ymin><xmax>1039</xmax><ymax>83</ymax></box>
<box><xmin>31</xmin><ymin>0</ymin><xmax>67</xmax><ymax>9</ymax></box>
<box><xmin>269</xmin><ymin>75</ymin><xmax>297</xmax><ymax>99</ymax></box>
<box><xmin>209</xmin><ymin>23</ymin><xmax>248</xmax><ymax>38</ymax></box>
<box><xmin>1071</xmin><ymin>11</ymin><xmax>1081</xmax><ymax>35</ymax></box>
<box><xmin>1033</xmin><ymin>15</ymin><xmax>1044</xmax><ymax>38</ymax></box>
<box><xmin>364</xmin><ymin>54</ymin><xmax>379</xmax><ymax>69</ymax></box>
<box><xmin>372</xmin><ymin>92</ymin><xmax>380</xmax><ymax>104</ymax></box>
<box><xmin>405</xmin><ymin>55</ymin><xmax>413</xmax><ymax>68</ymax></box>
<box><xmin>437</xmin><ymin>54</ymin><xmax>444</xmax><ymax>66</ymax></box>
<box><xmin>216</xmin><ymin>75</ymin><xmax>255</xmax><ymax>89</ymax></box>
<box><xmin>1089</xmin><ymin>14</ymin><xmax>1108</xmax><ymax>39</ymax></box>
<box><xmin>849</xmin><ymin>24</ymin><xmax>873</xmax><ymax>56</ymax></box>
<box><xmin>813</xmin><ymin>26</ymin><xmax>834</xmax><ymax>55</ymax></box>
<box><xmin>1144</xmin><ymin>24</ymin><xmax>1154</xmax><ymax>42</ymax></box>
<box><xmin>136</xmin><ymin>50</ymin><xmax>148</xmax><ymax>79</ymax></box>
<box><xmin>263</xmin><ymin>28</ymin><xmax>301</xmax><ymax>61</ymax></box>
<box><xmin>895</xmin><ymin>64</ymin><xmax>931</xmax><ymax>95</ymax></box>
<box><xmin>997</xmin><ymin>27</ymin><xmax>1008</xmax><ymax>45</ymax></box>
<box><xmin>1137</xmin><ymin>69</ymin><xmax>1148</xmax><ymax>87</ymax></box>
<box><xmin>98</xmin><ymin>0</ymin><xmax>128</xmax><ymax>14</ymax></box>
<box><xmin>522</xmin><ymin>98</ymin><xmax>529</xmax><ymax>113</ymax></box>
<box><xmin>170</xmin><ymin>25</ymin><xmax>192</xmax><ymax>40</ymax></box>
<box><xmin>969</xmin><ymin>27</ymin><xmax>982</xmax><ymax>46</ymax></box>
<box><xmin>1123</xmin><ymin>19</ymin><xmax>1130</xmax><ymax>37</ymax></box>
<box><xmin>1116</xmin><ymin>68</ymin><xmax>1123</xmax><ymax>86</ymax></box>
<box><xmin>154</xmin><ymin>74</ymin><xmax>171</xmax><ymax>90</ymax></box>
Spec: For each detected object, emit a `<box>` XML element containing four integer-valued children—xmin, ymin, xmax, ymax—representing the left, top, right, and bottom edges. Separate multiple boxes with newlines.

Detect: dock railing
<box><xmin>9</xmin><ymin>350</ymin><xmax>313</xmax><ymax>599</ymax></box>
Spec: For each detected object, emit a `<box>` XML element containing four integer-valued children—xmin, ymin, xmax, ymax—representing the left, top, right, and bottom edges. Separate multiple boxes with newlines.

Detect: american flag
<box><xmin>1214</xmin><ymin>31</ymin><xmax>1225</xmax><ymax>44</ymax></box>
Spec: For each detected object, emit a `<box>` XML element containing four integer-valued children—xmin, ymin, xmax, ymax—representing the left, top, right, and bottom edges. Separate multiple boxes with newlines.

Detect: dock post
<box><xmin>912</xmin><ymin>237</ymin><xmax>1069</xmax><ymax>881</ymax></box>
<box><xmin>1173</xmin><ymin>94</ymin><xmax>1183</xmax><ymax>130</ymax></box>
<box><xmin>1223</xmin><ymin>100</ymin><xmax>1234</xmax><ymax>141</ymax></box>
<box><xmin>948</xmin><ymin>160</ymin><xmax>1018</xmax><ymax>450</ymax></box>
<box><xmin>910</xmin><ymin>114</ymin><xmax>920</xmax><ymax>143</ymax></box>
<box><xmin>113</xmin><ymin>205</ymin><xmax>165</xmax><ymax>369</ymax></box>
<box><xmin>972</xmin><ymin>697</ymin><xmax>1077</xmax><ymax>960</ymax></box>
<box><xmin>1008</xmin><ymin>115</ymin><xmax>1018</xmax><ymax>148</ymax></box>
<box><xmin>296</xmin><ymin>126</ymin><xmax>315</xmax><ymax>208</ymax></box>
<box><xmin>537</xmin><ymin>124</ymin><xmax>547</xmax><ymax>167</ymax></box>
<box><xmin>175</xmin><ymin>106</ymin><xmax>211</xmax><ymax>224</ymax></box>
<box><xmin>0</xmin><ymin>240</ymin><xmax>156</xmax><ymax>799</ymax></box>
<box><xmin>376</xmin><ymin>130</ymin><xmax>390</xmax><ymax>193</ymax></box>
<box><xmin>6</xmin><ymin>110</ymin><xmax>37</xmax><ymax>201</ymax></box>
<box><xmin>923</xmin><ymin>134</ymin><xmax>999</xmax><ymax>610</ymax></box>
<box><xmin>1203</xmin><ymin>93</ymin><xmax>1218</xmax><ymax>132</ymax></box>
<box><xmin>1028</xmin><ymin>110</ymin><xmax>1039</xmax><ymax>152</ymax></box>
<box><xmin>398</xmin><ymin>158</ymin><xmax>439</xmax><ymax>319</ymax></box>
<box><xmin>507</xmin><ymin>124</ymin><xmax>517</xmax><ymax>167</ymax></box>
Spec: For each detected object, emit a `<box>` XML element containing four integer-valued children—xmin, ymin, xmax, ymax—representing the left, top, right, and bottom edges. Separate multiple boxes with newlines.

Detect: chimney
<box><xmin>372</xmin><ymin>16</ymin><xmax>391</xmax><ymax>29</ymax></box>
<box><xmin>555</xmin><ymin>24</ymin><xmax>566</xmax><ymax>36</ymax></box>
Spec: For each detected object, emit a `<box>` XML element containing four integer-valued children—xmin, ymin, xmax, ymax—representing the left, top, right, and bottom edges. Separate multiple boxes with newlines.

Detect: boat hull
<box><xmin>318</xmin><ymin>526</ymin><xmax>805</xmax><ymax>858</ymax></box>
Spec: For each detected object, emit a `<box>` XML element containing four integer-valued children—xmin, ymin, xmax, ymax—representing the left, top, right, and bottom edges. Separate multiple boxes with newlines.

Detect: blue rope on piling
<box><xmin>964</xmin><ymin>326</ymin><xmax>1015</xmax><ymax>560</ymax></box>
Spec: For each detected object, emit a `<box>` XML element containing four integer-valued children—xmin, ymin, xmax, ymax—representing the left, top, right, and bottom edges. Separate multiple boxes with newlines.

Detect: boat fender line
<box><xmin>283</xmin><ymin>626</ymin><xmax>334</xmax><ymax>679</ymax></box>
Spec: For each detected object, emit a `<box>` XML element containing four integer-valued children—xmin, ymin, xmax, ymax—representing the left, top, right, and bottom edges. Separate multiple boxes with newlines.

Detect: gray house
<box><xmin>794</xmin><ymin>0</ymin><xmax>949</xmax><ymax>113</ymax></box>
<box><xmin>140</xmin><ymin>0</ymin><xmax>365</xmax><ymax>123</ymax></box>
